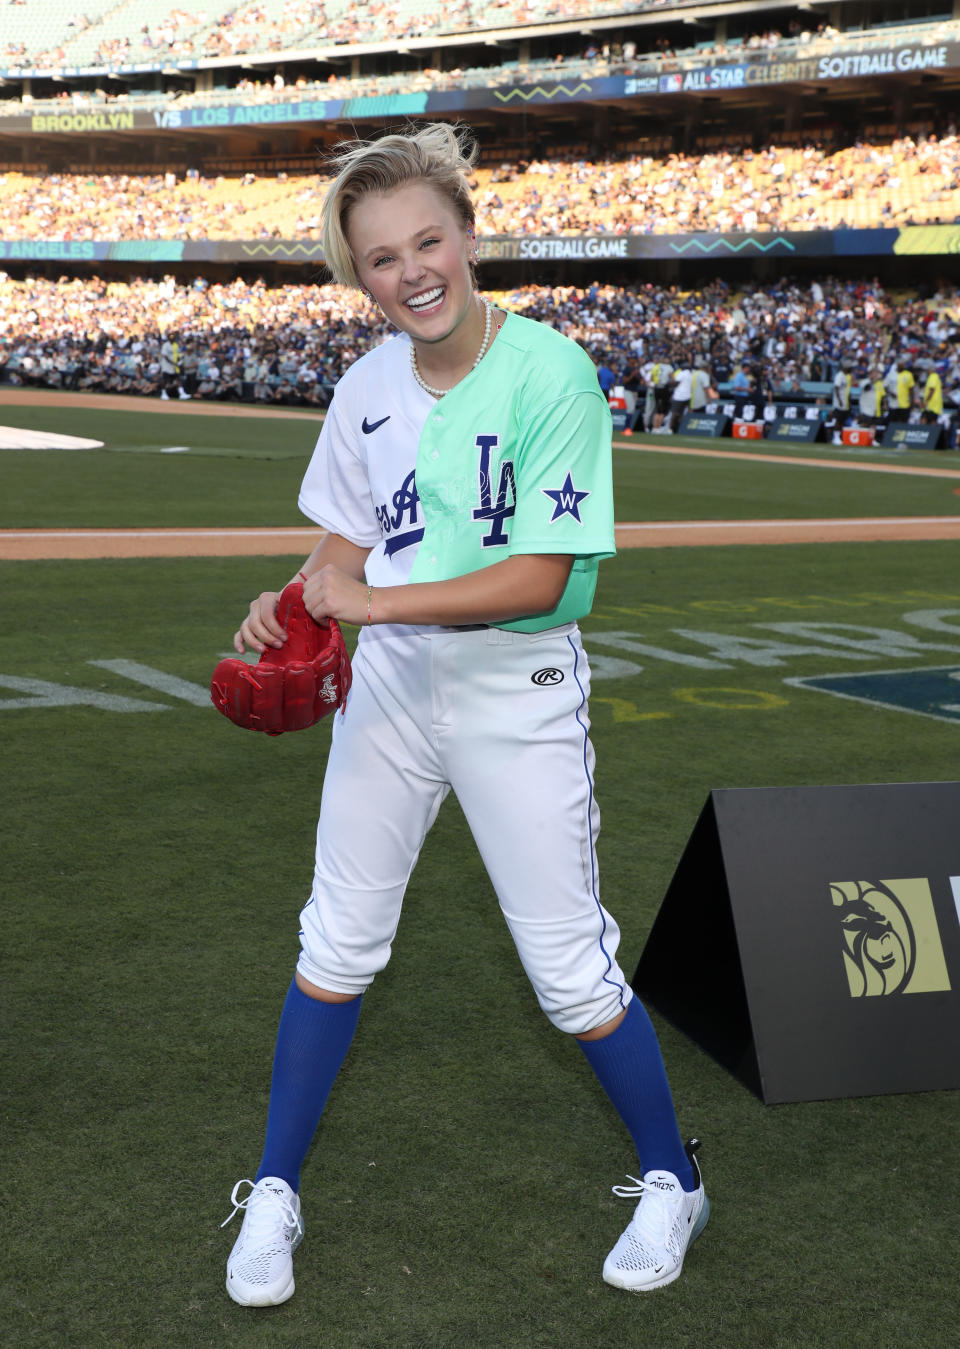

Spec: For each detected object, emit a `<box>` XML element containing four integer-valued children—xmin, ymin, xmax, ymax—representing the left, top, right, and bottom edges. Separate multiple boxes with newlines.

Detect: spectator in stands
<box><xmin>242</xmin><ymin>352</ymin><xmax>260</xmax><ymax>401</ymax></box>
<box><xmin>196</xmin><ymin>359</ymin><xmax>221</xmax><ymax>399</ymax></box>
<box><xmin>777</xmin><ymin>367</ymin><xmax>804</xmax><ymax>397</ymax></box>
<box><xmin>595</xmin><ymin>355</ymin><xmax>616</xmax><ymax>396</ymax></box>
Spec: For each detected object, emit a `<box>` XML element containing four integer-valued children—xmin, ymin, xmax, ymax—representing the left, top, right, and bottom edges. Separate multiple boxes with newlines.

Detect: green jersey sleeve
<box><xmin>509</xmin><ymin>384</ymin><xmax>616</xmax><ymax>562</ymax></box>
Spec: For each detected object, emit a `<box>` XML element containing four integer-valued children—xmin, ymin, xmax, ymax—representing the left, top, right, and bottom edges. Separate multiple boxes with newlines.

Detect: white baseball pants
<box><xmin>297</xmin><ymin>621</ymin><xmax>632</xmax><ymax>1034</ymax></box>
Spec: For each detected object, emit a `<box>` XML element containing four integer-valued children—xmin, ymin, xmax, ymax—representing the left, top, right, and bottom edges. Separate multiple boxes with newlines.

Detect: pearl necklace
<box><xmin>410</xmin><ymin>296</ymin><xmax>494</xmax><ymax>399</ymax></box>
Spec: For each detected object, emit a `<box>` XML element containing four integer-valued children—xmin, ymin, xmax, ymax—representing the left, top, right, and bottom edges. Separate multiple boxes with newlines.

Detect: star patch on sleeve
<box><xmin>541</xmin><ymin>472</ymin><xmax>590</xmax><ymax>524</ymax></box>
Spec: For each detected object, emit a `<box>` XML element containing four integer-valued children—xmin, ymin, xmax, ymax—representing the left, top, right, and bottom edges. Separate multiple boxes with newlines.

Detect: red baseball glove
<box><xmin>211</xmin><ymin>581</ymin><xmax>352</xmax><ymax>734</ymax></box>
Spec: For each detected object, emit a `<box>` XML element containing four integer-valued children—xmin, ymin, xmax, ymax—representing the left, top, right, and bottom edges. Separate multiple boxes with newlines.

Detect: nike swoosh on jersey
<box><xmin>361</xmin><ymin>415</ymin><xmax>391</xmax><ymax>434</ymax></box>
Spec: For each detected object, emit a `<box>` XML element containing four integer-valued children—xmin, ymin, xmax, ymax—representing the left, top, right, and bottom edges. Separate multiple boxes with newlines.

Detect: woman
<box><xmin>221</xmin><ymin>123</ymin><xmax>708</xmax><ymax>1306</ymax></box>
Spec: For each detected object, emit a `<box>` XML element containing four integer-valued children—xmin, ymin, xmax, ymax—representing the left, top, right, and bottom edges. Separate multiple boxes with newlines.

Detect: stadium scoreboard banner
<box><xmin>3</xmin><ymin>38</ymin><xmax>960</xmax><ymax>132</ymax></box>
<box><xmin>3</xmin><ymin>224</ymin><xmax>960</xmax><ymax>266</ymax></box>
<box><xmin>478</xmin><ymin>231</ymin><xmax>870</xmax><ymax>262</ymax></box>
<box><xmin>3</xmin><ymin>225</ymin><xmax>959</xmax><ymax>266</ymax></box>
<box><xmin>0</xmin><ymin>240</ymin><xmax>332</xmax><ymax>263</ymax></box>
<box><xmin>478</xmin><ymin>228</ymin><xmax>960</xmax><ymax>261</ymax></box>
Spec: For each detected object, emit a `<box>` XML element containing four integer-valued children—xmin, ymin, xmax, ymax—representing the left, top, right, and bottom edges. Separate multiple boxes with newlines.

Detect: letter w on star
<box><xmin>542</xmin><ymin>472</ymin><xmax>590</xmax><ymax>524</ymax></box>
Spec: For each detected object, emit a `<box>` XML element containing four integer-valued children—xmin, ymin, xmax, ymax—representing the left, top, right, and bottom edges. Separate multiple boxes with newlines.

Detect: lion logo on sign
<box><xmin>830</xmin><ymin>880</ymin><xmax>917</xmax><ymax>997</ymax></box>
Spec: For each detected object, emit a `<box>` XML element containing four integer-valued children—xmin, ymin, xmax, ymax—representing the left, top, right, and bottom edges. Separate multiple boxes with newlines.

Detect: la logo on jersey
<box><xmin>472</xmin><ymin>434</ymin><xmax>516</xmax><ymax>547</ymax></box>
<box><xmin>542</xmin><ymin>472</ymin><xmax>590</xmax><ymax>524</ymax></box>
<box><xmin>376</xmin><ymin>469</ymin><xmax>424</xmax><ymax>556</ymax></box>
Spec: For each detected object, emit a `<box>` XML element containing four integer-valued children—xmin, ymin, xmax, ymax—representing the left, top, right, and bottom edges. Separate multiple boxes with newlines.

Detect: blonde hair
<box><xmin>321</xmin><ymin>122</ymin><xmax>478</xmax><ymax>288</ymax></box>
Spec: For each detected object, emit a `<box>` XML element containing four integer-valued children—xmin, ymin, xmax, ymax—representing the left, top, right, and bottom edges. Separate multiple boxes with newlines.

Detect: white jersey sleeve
<box><xmin>298</xmin><ymin>389</ymin><xmax>382</xmax><ymax>548</ymax></box>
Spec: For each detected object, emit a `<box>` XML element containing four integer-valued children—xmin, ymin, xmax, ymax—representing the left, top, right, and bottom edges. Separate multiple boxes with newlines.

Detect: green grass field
<box><xmin>2</xmin><ymin>397</ymin><xmax>959</xmax><ymax>1348</ymax></box>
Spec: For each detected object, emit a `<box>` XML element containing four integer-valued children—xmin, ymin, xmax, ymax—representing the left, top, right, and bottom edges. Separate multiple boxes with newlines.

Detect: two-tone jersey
<box><xmin>298</xmin><ymin>310</ymin><xmax>615</xmax><ymax>634</ymax></box>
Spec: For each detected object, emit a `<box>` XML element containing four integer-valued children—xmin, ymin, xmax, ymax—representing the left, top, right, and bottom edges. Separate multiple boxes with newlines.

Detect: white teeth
<box><xmin>407</xmin><ymin>287</ymin><xmax>443</xmax><ymax>310</ymax></box>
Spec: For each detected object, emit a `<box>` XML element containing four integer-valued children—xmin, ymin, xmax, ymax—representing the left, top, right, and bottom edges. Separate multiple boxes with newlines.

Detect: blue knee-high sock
<box><xmin>577</xmin><ymin>996</ymin><xmax>696</xmax><ymax>1192</ymax></box>
<box><xmin>255</xmin><ymin>980</ymin><xmax>362</xmax><ymax>1193</ymax></box>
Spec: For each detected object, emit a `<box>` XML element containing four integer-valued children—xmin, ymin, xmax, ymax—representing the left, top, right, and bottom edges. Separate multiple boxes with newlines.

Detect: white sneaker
<box><xmin>603</xmin><ymin>1141</ymin><xmax>709</xmax><ymax>1292</ymax></box>
<box><xmin>222</xmin><ymin>1176</ymin><xmax>304</xmax><ymax>1306</ymax></box>
<box><xmin>160</xmin><ymin>389</ymin><xmax>170</xmax><ymax>400</ymax></box>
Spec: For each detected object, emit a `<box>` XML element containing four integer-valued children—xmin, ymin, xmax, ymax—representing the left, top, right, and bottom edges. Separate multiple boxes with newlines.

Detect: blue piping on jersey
<box><xmin>384</xmin><ymin>527</ymin><xmax>425</xmax><ymax>557</ymax></box>
<box><xmin>567</xmin><ymin>632</ymin><xmax>626</xmax><ymax>1010</ymax></box>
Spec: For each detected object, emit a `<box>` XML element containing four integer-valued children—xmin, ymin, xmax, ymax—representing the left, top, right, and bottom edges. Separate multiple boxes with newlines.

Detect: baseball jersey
<box><xmin>832</xmin><ymin>370</ymin><xmax>851</xmax><ymax>410</ymax></box>
<box><xmin>924</xmin><ymin>370</ymin><xmax>943</xmax><ymax>413</ymax></box>
<box><xmin>299</xmin><ymin>310</ymin><xmax>615</xmax><ymax>635</ymax></box>
<box><xmin>689</xmin><ymin>369</ymin><xmax>710</xmax><ymax>410</ymax></box>
<box><xmin>897</xmin><ymin>369</ymin><xmax>915</xmax><ymax>408</ymax></box>
<box><xmin>858</xmin><ymin>379</ymin><xmax>885</xmax><ymax>418</ymax></box>
<box><xmin>672</xmin><ymin>368</ymin><xmax>693</xmax><ymax>401</ymax></box>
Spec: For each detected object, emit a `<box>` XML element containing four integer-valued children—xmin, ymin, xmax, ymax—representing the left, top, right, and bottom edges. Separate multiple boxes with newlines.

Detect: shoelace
<box><xmin>220</xmin><ymin>1178</ymin><xmax>298</xmax><ymax>1236</ymax></box>
<box><xmin>611</xmin><ymin>1175</ymin><xmax>681</xmax><ymax>1248</ymax></box>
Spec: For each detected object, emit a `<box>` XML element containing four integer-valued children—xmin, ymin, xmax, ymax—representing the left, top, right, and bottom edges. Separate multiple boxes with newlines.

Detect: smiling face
<box><xmin>347</xmin><ymin>179</ymin><xmax>478</xmax><ymax>352</ymax></box>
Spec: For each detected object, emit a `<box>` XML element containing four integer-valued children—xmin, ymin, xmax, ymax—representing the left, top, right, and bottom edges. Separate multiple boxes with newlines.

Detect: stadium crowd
<box><xmin>9</xmin><ymin>0</ymin><xmax>728</xmax><ymax>71</ymax></box>
<box><xmin>1</xmin><ymin>132</ymin><xmax>959</xmax><ymax>243</ymax></box>
<box><xmin>4</xmin><ymin>16</ymin><xmax>954</xmax><ymax>104</ymax></box>
<box><xmin>9</xmin><ymin>0</ymin><xmax>955</xmax><ymax>73</ymax></box>
<box><xmin>2</xmin><ymin>273</ymin><xmax>958</xmax><ymax>438</ymax></box>
<box><xmin>0</xmin><ymin>273</ymin><xmax>387</xmax><ymax>403</ymax></box>
<box><xmin>475</xmin><ymin>134</ymin><xmax>960</xmax><ymax>234</ymax></box>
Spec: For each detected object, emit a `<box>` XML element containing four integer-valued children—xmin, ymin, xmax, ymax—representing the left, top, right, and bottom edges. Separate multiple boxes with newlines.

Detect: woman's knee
<box><xmin>294</xmin><ymin>969</ymin><xmax>362</xmax><ymax>1003</ymax></box>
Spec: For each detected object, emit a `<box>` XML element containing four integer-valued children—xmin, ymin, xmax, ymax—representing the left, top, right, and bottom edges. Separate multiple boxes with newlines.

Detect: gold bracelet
<box><xmin>366</xmin><ymin>585</ymin><xmax>373</xmax><ymax>626</ymax></box>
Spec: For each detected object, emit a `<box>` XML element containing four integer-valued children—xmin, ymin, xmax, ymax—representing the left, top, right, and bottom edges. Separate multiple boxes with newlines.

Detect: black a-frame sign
<box><xmin>632</xmin><ymin>785</ymin><xmax>960</xmax><ymax>1104</ymax></box>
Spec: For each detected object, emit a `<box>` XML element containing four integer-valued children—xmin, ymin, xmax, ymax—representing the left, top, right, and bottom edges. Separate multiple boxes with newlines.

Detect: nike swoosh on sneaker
<box><xmin>362</xmin><ymin>415</ymin><xmax>391</xmax><ymax>434</ymax></box>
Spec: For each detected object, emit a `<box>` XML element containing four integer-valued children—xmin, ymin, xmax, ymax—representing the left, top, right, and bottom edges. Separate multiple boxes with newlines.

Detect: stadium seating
<box><xmin>1</xmin><ymin>2</ymin><xmax>959</xmax><ymax>444</ymax></box>
<box><xmin>2</xmin><ymin>273</ymin><xmax>957</xmax><ymax>443</ymax></box>
<box><xmin>19</xmin><ymin>0</ymin><xmax>951</xmax><ymax>70</ymax></box>
<box><xmin>2</xmin><ymin>131</ymin><xmax>960</xmax><ymax>242</ymax></box>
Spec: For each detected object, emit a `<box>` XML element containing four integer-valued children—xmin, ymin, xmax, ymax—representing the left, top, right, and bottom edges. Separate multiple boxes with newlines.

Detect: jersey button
<box><xmin>431</xmin><ymin>450</ymin><xmax>439</xmax><ymax>460</ymax></box>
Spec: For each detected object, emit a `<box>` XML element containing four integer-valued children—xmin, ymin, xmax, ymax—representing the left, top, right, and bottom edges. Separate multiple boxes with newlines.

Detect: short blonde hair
<box><xmin>321</xmin><ymin>122</ymin><xmax>478</xmax><ymax>288</ymax></box>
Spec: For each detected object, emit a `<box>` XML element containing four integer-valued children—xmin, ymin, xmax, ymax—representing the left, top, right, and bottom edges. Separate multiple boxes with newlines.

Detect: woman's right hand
<box><xmin>234</xmin><ymin>590</ymin><xmax>285</xmax><ymax>654</ymax></box>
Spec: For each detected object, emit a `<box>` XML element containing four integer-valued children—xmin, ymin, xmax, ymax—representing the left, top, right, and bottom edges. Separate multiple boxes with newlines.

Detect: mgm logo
<box><xmin>830</xmin><ymin>879</ymin><xmax>952</xmax><ymax>997</ymax></box>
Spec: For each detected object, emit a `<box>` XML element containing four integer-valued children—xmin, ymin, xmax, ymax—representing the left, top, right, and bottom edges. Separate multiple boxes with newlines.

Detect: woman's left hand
<box><xmin>302</xmin><ymin>564</ymin><xmax>369</xmax><ymax>628</ymax></box>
